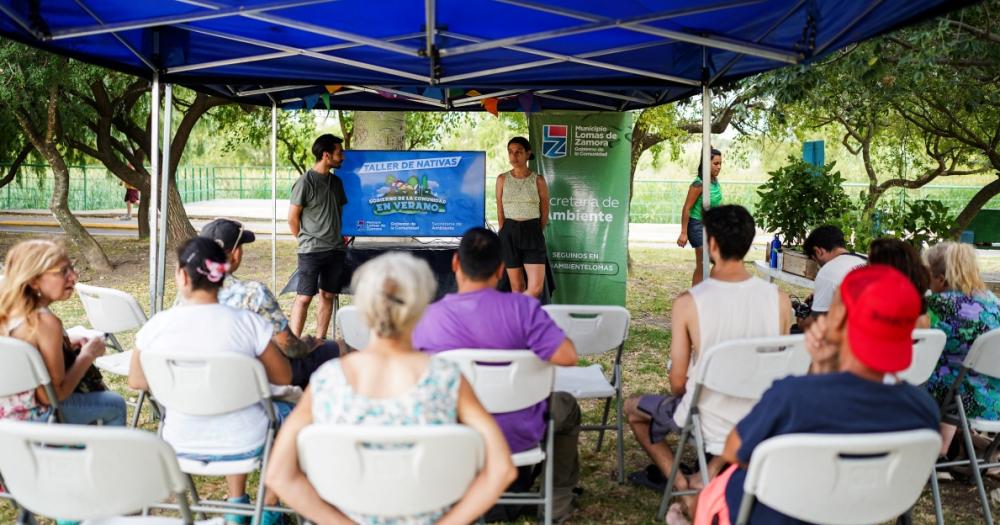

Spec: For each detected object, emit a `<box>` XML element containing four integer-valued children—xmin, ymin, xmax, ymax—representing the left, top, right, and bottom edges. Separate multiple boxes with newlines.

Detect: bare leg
<box><xmin>315</xmin><ymin>291</ymin><xmax>336</xmax><ymax>339</ymax></box>
<box><xmin>290</xmin><ymin>295</ymin><xmax>312</xmax><ymax>337</ymax></box>
<box><xmin>226</xmin><ymin>474</ymin><xmax>247</xmax><ymax>498</ymax></box>
<box><xmin>691</xmin><ymin>246</ymin><xmax>705</xmax><ymax>286</ymax></box>
<box><xmin>507</xmin><ymin>267</ymin><xmax>526</xmax><ymax>293</ymax></box>
<box><xmin>523</xmin><ymin>263</ymin><xmax>546</xmax><ymax>298</ymax></box>
<box><xmin>941</xmin><ymin>423</ymin><xmax>957</xmax><ymax>457</ymax></box>
<box><xmin>624</xmin><ymin>396</ymin><xmax>687</xmax><ymax>491</ymax></box>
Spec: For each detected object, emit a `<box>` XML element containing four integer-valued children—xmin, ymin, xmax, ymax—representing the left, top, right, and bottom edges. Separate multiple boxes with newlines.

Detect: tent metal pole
<box><xmin>178</xmin><ymin>24</ymin><xmax>429</xmax><ymax>82</ymax></box>
<box><xmin>490</xmin><ymin>0</ymin><xmax>798</xmax><ymax>63</ymax></box>
<box><xmin>167</xmin><ymin>32</ymin><xmax>423</xmax><ymax>75</ymax></box>
<box><xmin>534</xmin><ymin>93</ymin><xmax>618</xmax><ymax>111</ymax></box>
<box><xmin>701</xmin><ymin>50</ymin><xmax>712</xmax><ymax>283</ymax></box>
<box><xmin>157</xmin><ymin>83</ymin><xmax>173</xmax><ymax>313</ymax></box>
<box><xmin>711</xmin><ymin>0</ymin><xmax>806</xmax><ymax>84</ymax></box>
<box><xmin>442</xmin><ymin>0</ymin><xmax>763</xmax><ymax>57</ymax></box>
<box><xmin>237</xmin><ymin>85</ymin><xmax>310</xmax><ymax>97</ymax></box>
<box><xmin>69</xmin><ymin>0</ymin><xmax>156</xmax><ymax>70</ymax></box>
<box><xmin>50</xmin><ymin>0</ymin><xmax>333</xmax><ymax>40</ymax></box>
<box><xmin>271</xmin><ymin>102</ymin><xmax>278</xmax><ymax>291</ymax></box>
<box><xmin>814</xmin><ymin>0</ymin><xmax>887</xmax><ymax>55</ymax></box>
<box><xmin>148</xmin><ymin>74</ymin><xmax>160</xmax><ymax>314</ymax></box>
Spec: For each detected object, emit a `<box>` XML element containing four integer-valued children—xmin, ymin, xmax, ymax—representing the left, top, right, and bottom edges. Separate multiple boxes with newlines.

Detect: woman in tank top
<box><xmin>496</xmin><ymin>136</ymin><xmax>550</xmax><ymax>298</ymax></box>
<box><xmin>0</xmin><ymin>239</ymin><xmax>125</xmax><ymax>425</ymax></box>
<box><xmin>678</xmin><ymin>148</ymin><xmax>723</xmax><ymax>286</ymax></box>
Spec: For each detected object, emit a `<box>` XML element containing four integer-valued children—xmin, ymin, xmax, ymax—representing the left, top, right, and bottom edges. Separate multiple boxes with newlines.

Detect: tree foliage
<box><xmin>757</xmin><ymin>0</ymin><xmax>1000</xmax><ymax>235</ymax></box>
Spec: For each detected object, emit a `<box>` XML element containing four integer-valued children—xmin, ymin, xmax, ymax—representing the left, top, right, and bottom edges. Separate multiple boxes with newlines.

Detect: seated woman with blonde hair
<box><xmin>0</xmin><ymin>239</ymin><xmax>126</xmax><ymax>425</ymax></box>
<box><xmin>924</xmin><ymin>241</ymin><xmax>1000</xmax><ymax>454</ymax></box>
<box><xmin>266</xmin><ymin>252</ymin><xmax>516</xmax><ymax>525</ymax></box>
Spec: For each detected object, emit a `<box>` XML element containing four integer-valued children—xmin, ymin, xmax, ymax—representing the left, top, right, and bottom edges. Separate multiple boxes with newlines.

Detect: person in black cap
<box><xmin>197</xmin><ymin>218</ymin><xmax>340</xmax><ymax>387</ymax></box>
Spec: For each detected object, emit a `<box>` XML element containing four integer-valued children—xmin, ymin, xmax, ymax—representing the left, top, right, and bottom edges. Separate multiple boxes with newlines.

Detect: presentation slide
<box><xmin>339</xmin><ymin>151</ymin><xmax>486</xmax><ymax>237</ymax></box>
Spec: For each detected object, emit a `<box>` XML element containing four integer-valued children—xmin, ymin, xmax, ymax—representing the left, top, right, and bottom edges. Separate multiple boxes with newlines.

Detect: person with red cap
<box><xmin>682</xmin><ymin>265</ymin><xmax>940</xmax><ymax>525</ymax></box>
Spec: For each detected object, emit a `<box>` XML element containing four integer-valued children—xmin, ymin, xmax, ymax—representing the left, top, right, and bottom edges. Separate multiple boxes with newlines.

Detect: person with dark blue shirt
<box><xmin>685</xmin><ymin>265</ymin><xmax>940</xmax><ymax>525</ymax></box>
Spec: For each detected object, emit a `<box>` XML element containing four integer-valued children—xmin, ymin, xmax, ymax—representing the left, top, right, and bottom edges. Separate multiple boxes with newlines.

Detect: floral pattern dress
<box><xmin>310</xmin><ymin>357</ymin><xmax>462</xmax><ymax>525</ymax></box>
<box><xmin>926</xmin><ymin>290</ymin><xmax>1000</xmax><ymax>419</ymax></box>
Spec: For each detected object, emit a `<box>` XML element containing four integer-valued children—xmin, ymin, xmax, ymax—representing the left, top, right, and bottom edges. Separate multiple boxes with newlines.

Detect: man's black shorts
<box><xmin>296</xmin><ymin>249</ymin><xmax>346</xmax><ymax>296</ymax></box>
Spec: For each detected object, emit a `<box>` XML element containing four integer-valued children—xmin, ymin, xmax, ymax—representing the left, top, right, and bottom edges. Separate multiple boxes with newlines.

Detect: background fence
<box><xmin>3</xmin><ymin>162</ymin><xmax>997</xmax><ymax>224</ymax></box>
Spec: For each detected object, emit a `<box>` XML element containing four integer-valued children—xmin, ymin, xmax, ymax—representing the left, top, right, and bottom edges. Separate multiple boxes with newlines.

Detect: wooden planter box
<box><xmin>781</xmin><ymin>249</ymin><xmax>819</xmax><ymax>280</ymax></box>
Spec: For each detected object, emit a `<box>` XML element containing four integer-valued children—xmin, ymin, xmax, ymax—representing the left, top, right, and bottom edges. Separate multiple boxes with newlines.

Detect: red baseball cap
<box><xmin>840</xmin><ymin>265</ymin><xmax>921</xmax><ymax>373</ymax></box>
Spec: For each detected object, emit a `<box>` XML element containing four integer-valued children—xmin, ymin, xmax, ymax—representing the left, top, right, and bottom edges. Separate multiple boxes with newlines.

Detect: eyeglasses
<box><xmin>44</xmin><ymin>261</ymin><xmax>77</xmax><ymax>278</ymax></box>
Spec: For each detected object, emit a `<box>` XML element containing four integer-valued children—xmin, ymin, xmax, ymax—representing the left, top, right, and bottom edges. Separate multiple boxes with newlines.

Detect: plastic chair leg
<box><xmin>930</xmin><ymin>470</ymin><xmax>944</xmax><ymax>525</ymax></box>
<box><xmin>616</xmin><ymin>385</ymin><xmax>625</xmax><ymax>484</ymax></box>
<box><xmin>594</xmin><ymin>396</ymin><xmax>612</xmax><ymax>452</ymax></box>
<box><xmin>957</xmin><ymin>397</ymin><xmax>995</xmax><ymax>525</ymax></box>
<box><xmin>657</xmin><ymin>424</ymin><xmax>692</xmax><ymax>521</ymax></box>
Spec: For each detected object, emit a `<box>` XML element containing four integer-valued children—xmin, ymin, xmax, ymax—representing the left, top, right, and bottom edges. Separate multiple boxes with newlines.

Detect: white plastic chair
<box><xmin>931</xmin><ymin>327</ymin><xmax>1000</xmax><ymax>525</ymax></box>
<box><xmin>543</xmin><ymin>304</ymin><xmax>629</xmax><ymax>483</ymax></box>
<box><xmin>298</xmin><ymin>424</ymin><xmax>484</xmax><ymax>517</ymax></box>
<box><xmin>437</xmin><ymin>350</ymin><xmax>556</xmax><ymax>525</ymax></box>
<box><xmin>140</xmin><ymin>351</ymin><xmax>281</xmax><ymax>524</ymax></box>
<box><xmin>896</xmin><ymin>329</ymin><xmax>947</xmax><ymax>385</ymax></box>
<box><xmin>75</xmin><ymin>283</ymin><xmax>149</xmax><ymax>427</ymax></box>
<box><xmin>735</xmin><ymin>430</ymin><xmax>941</xmax><ymax>525</ymax></box>
<box><xmin>657</xmin><ymin>334</ymin><xmax>812</xmax><ymax>520</ymax></box>
<box><xmin>336</xmin><ymin>305</ymin><xmax>370</xmax><ymax>351</ymax></box>
<box><xmin>0</xmin><ymin>336</ymin><xmax>59</xmax><ymax>423</ymax></box>
<box><xmin>0</xmin><ymin>420</ymin><xmax>222</xmax><ymax>524</ymax></box>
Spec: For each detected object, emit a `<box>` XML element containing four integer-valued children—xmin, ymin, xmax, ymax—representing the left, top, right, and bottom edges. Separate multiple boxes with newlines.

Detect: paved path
<box><xmin>0</xmin><ymin>199</ymin><xmax>776</xmax><ymax>248</ymax></box>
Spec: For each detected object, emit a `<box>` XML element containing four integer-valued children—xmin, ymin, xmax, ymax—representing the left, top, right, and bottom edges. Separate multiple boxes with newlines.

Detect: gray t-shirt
<box><xmin>290</xmin><ymin>169</ymin><xmax>348</xmax><ymax>253</ymax></box>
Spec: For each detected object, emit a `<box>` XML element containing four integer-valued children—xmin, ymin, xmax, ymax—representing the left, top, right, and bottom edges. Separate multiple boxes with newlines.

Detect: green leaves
<box><xmin>756</xmin><ymin>156</ymin><xmax>851</xmax><ymax>247</ymax></box>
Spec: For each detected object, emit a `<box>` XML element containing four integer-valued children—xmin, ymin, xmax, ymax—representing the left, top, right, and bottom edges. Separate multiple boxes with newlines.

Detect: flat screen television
<box><xmin>338</xmin><ymin>150</ymin><xmax>486</xmax><ymax>237</ymax></box>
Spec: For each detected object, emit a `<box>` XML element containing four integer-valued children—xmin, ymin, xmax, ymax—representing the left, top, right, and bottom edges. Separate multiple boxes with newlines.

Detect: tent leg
<box><xmin>700</xmin><ymin>49</ymin><xmax>712</xmax><ymax>283</ymax></box>
<box><xmin>157</xmin><ymin>83</ymin><xmax>172</xmax><ymax>313</ymax></box>
<box><xmin>271</xmin><ymin>101</ymin><xmax>278</xmax><ymax>291</ymax></box>
<box><xmin>148</xmin><ymin>74</ymin><xmax>160</xmax><ymax>314</ymax></box>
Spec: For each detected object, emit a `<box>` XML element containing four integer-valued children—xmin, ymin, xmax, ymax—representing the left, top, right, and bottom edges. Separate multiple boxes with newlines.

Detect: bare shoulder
<box><xmin>36</xmin><ymin>310</ymin><xmax>64</xmax><ymax>332</ymax></box>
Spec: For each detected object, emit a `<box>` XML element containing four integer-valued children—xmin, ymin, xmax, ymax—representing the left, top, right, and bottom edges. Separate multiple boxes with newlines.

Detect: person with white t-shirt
<box><xmin>128</xmin><ymin>237</ymin><xmax>292</xmax><ymax>525</ymax></box>
<box><xmin>798</xmin><ymin>225</ymin><xmax>866</xmax><ymax>331</ymax></box>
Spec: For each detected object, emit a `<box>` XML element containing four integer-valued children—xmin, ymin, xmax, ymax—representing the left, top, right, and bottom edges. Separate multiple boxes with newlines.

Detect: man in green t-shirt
<box><xmin>288</xmin><ymin>134</ymin><xmax>349</xmax><ymax>340</ymax></box>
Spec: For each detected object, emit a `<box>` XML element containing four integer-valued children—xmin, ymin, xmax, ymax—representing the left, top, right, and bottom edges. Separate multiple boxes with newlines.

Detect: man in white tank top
<box><xmin>624</xmin><ymin>205</ymin><xmax>792</xmax><ymax>497</ymax></box>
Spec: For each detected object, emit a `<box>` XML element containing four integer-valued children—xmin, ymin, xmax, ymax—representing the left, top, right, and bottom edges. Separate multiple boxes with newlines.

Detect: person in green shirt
<box><xmin>677</xmin><ymin>148</ymin><xmax>722</xmax><ymax>286</ymax></box>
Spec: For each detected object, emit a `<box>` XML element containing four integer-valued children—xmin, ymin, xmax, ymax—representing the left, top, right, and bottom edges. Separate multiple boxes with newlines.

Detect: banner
<box><xmin>339</xmin><ymin>151</ymin><xmax>486</xmax><ymax>237</ymax></box>
<box><xmin>530</xmin><ymin>112</ymin><xmax>631</xmax><ymax>306</ymax></box>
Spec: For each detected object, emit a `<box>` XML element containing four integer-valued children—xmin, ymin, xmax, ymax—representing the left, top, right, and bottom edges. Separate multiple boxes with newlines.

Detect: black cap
<box><xmin>200</xmin><ymin>219</ymin><xmax>255</xmax><ymax>251</ymax></box>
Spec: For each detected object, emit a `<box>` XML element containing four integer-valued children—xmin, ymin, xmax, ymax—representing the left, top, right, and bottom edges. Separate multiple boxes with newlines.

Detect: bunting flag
<box><xmin>423</xmin><ymin>87</ymin><xmax>444</xmax><ymax>101</ymax></box>
<box><xmin>375</xmin><ymin>89</ymin><xmax>398</xmax><ymax>99</ymax></box>
<box><xmin>517</xmin><ymin>92</ymin><xmax>539</xmax><ymax>114</ymax></box>
<box><xmin>325</xmin><ymin>84</ymin><xmax>342</xmax><ymax>94</ymax></box>
<box><xmin>465</xmin><ymin>89</ymin><xmax>481</xmax><ymax>97</ymax></box>
<box><xmin>304</xmin><ymin>94</ymin><xmax>320</xmax><ymax>109</ymax></box>
<box><xmin>483</xmin><ymin>97</ymin><xmax>499</xmax><ymax>116</ymax></box>
<box><xmin>448</xmin><ymin>88</ymin><xmax>465</xmax><ymax>98</ymax></box>
<box><xmin>321</xmin><ymin>92</ymin><xmax>330</xmax><ymax>110</ymax></box>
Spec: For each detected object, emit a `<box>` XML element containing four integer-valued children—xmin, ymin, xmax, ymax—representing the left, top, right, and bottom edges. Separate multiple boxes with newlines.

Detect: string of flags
<box><xmin>298</xmin><ymin>85</ymin><xmax>542</xmax><ymax>115</ymax></box>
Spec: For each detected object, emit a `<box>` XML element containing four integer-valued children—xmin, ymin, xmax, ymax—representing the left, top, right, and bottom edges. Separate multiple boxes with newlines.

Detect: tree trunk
<box><xmin>352</xmin><ymin>112</ymin><xmax>405</xmax><ymax>150</ymax></box>
<box><xmin>164</xmin><ymin>183</ymin><xmax>196</xmax><ymax>246</ymax></box>
<box><xmin>46</xmin><ymin>152</ymin><xmax>113</xmax><ymax>272</ymax></box>
<box><xmin>950</xmin><ymin>175</ymin><xmax>1000</xmax><ymax>237</ymax></box>
<box><xmin>137</xmin><ymin>187</ymin><xmax>151</xmax><ymax>239</ymax></box>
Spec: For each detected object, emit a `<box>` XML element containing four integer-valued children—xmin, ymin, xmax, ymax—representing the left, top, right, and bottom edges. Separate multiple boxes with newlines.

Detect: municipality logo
<box><xmin>542</xmin><ymin>125</ymin><xmax>567</xmax><ymax>158</ymax></box>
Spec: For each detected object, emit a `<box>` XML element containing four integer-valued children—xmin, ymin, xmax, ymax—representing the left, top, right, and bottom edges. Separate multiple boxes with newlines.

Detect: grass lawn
<box><xmin>2</xmin><ymin>232</ymin><xmax>1000</xmax><ymax>524</ymax></box>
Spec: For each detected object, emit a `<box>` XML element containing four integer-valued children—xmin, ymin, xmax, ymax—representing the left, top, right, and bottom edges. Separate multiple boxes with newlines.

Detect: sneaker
<box><xmin>225</xmin><ymin>495</ymin><xmax>251</xmax><ymax>525</ymax></box>
<box><xmin>261</xmin><ymin>510</ymin><xmax>286</xmax><ymax>525</ymax></box>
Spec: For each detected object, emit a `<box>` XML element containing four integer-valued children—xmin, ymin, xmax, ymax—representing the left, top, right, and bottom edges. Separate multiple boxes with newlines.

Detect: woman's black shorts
<box><xmin>499</xmin><ymin>218</ymin><xmax>547</xmax><ymax>268</ymax></box>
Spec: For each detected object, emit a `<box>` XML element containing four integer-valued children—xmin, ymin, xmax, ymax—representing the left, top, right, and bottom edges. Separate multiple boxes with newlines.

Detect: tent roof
<box><xmin>0</xmin><ymin>0</ymin><xmax>977</xmax><ymax>111</ymax></box>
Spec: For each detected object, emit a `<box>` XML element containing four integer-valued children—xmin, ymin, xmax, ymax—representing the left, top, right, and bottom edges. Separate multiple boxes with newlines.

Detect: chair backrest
<box><xmin>437</xmin><ymin>350</ymin><xmax>553</xmax><ymax>413</ymax></box>
<box><xmin>964</xmin><ymin>327</ymin><xmax>1000</xmax><ymax>379</ymax></box>
<box><xmin>0</xmin><ymin>421</ymin><xmax>190</xmax><ymax>521</ymax></box>
<box><xmin>542</xmin><ymin>304</ymin><xmax>629</xmax><ymax>356</ymax></box>
<box><xmin>739</xmin><ymin>430</ymin><xmax>940</xmax><ymax>525</ymax></box>
<box><xmin>74</xmin><ymin>283</ymin><xmax>147</xmax><ymax>334</ymax></box>
<box><xmin>896</xmin><ymin>329</ymin><xmax>947</xmax><ymax>385</ymax></box>
<box><xmin>695</xmin><ymin>335</ymin><xmax>811</xmax><ymax>400</ymax></box>
<box><xmin>0</xmin><ymin>336</ymin><xmax>53</xmax><ymax>398</ymax></box>
<box><xmin>139</xmin><ymin>351</ymin><xmax>271</xmax><ymax>416</ymax></box>
<box><xmin>336</xmin><ymin>305</ymin><xmax>370</xmax><ymax>350</ymax></box>
<box><xmin>298</xmin><ymin>424</ymin><xmax>483</xmax><ymax>517</ymax></box>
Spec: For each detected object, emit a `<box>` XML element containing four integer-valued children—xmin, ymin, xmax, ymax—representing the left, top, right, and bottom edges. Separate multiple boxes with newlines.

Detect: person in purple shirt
<box><xmin>412</xmin><ymin>227</ymin><xmax>581</xmax><ymax>523</ymax></box>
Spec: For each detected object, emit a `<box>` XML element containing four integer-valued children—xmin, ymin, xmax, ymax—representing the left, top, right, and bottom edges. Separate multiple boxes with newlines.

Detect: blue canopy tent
<box><xmin>0</xmin><ymin>0</ymin><xmax>978</xmax><ymax>339</ymax></box>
